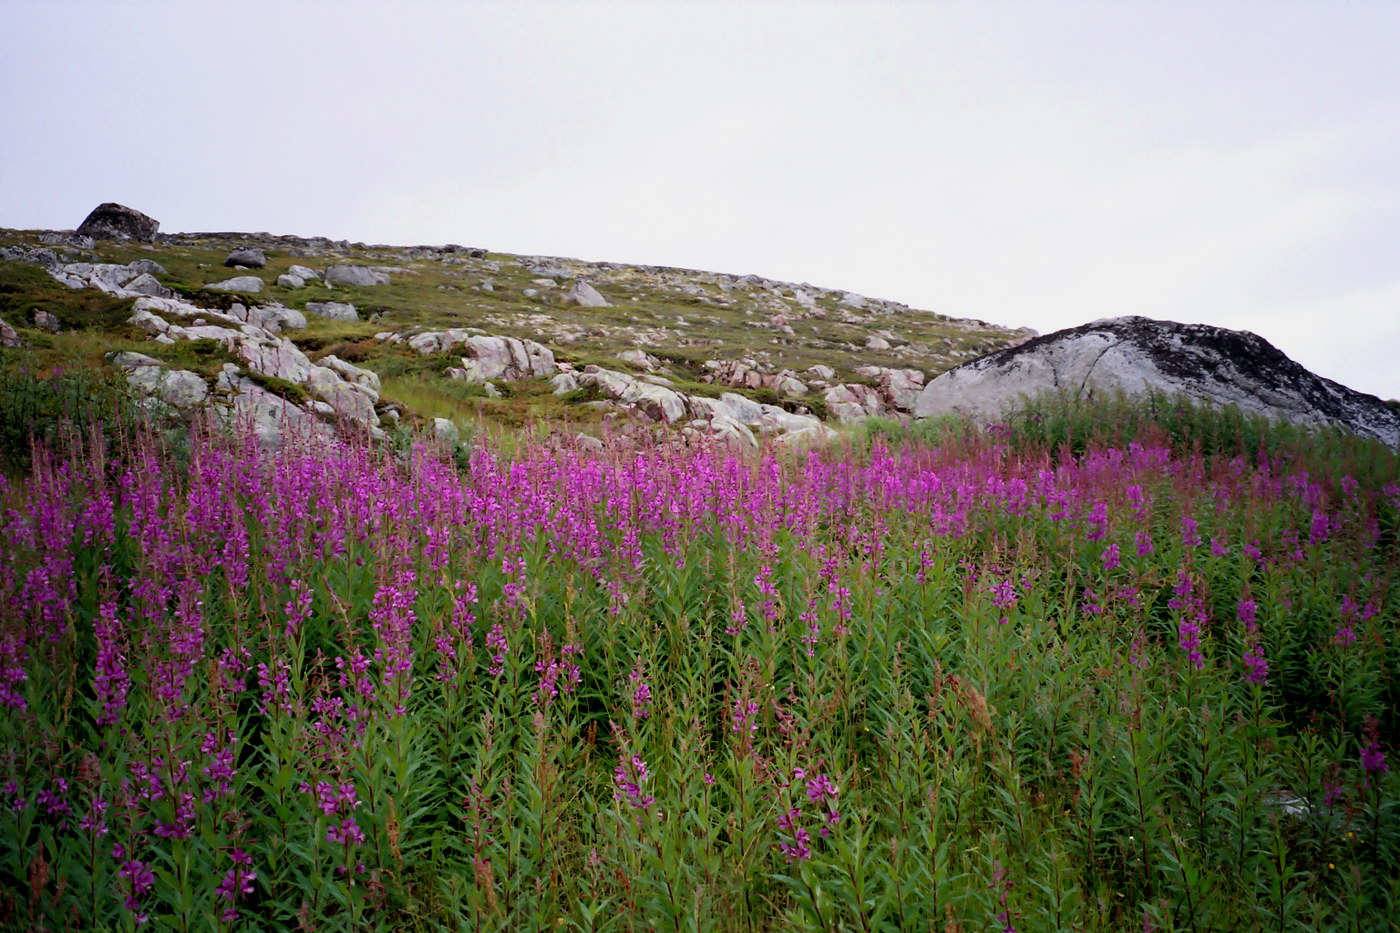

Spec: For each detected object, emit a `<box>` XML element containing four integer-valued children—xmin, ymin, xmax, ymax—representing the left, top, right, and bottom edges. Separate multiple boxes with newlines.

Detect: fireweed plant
<box><xmin>0</xmin><ymin>403</ymin><xmax>1396</xmax><ymax>932</ymax></box>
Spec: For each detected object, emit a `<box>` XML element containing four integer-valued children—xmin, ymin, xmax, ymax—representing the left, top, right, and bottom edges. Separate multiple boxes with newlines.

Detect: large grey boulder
<box><xmin>305</xmin><ymin>301</ymin><xmax>358</xmax><ymax>321</ymax></box>
<box><xmin>127</xmin><ymin>258</ymin><xmax>168</xmax><ymax>276</ymax></box>
<box><xmin>565</xmin><ymin>280</ymin><xmax>611</xmax><ymax>308</ymax></box>
<box><xmin>31</xmin><ymin>310</ymin><xmax>61</xmax><ymax>332</ymax></box>
<box><xmin>214</xmin><ymin>365</ymin><xmax>332</xmax><ymax>452</ymax></box>
<box><xmin>824</xmin><ymin>384</ymin><xmax>886</xmax><ymax>424</ymax></box>
<box><xmin>76</xmin><ymin>203</ymin><xmax>159</xmax><ymax>241</ymax></box>
<box><xmin>913</xmin><ymin>315</ymin><xmax>1400</xmax><ymax>449</ymax></box>
<box><xmin>307</xmin><ymin>365</ymin><xmax>379</xmax><ymax>427</ymax></box>
<box><xmin>433</xmin><ymin>418</ymin><xmax>460</xmax><ymax>446</ymax></box>
<box><xmin>206</xmin><ymin>276</ymin><xmax>263</xmax><ymax>295</ymax></box>
<box><xmin>227</xmin><ymin>303</ymin><xmax>306</xmax><ymax>334</ymax></box>
<box><xmin>321</xmin><ymin>355</ymin><xmax>381</xmax><ymax>392</ymax></box>
<box><xmin>225</xmin><ymin>247</ymin><xmax>266</xmax><ymax>268</ymax></box>
<box><xmin>121</xmin><ymin>273</ymin><xmax>174</xmax><ymax>298</ymax></box>
<box><xmin>110</xmin><ymin>353</ymin><xmax>209</xmax><ymax>409</ymax></box>
<box><xmin>618</xmin><ymin>349</ymin><xmax>660</xmax><ymax>371</ymax></box>
<box><xmin>325</xmin><ymin>265</ymin><xmax>389</xmax><ymax>286</ymax></box>
<box><xmin>0</xmin><ymin>318</ymin><xmax>24</xmax><ymax>348</ymax></box>
<box><xmin>717</xmin><ymin>392</ymin><xmax>764</xmax><ymax>424</ymax></box>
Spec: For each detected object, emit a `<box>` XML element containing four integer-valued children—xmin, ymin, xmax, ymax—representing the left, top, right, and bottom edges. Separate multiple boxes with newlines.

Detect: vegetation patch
<box><xmin>0</xmin><ymin>404</ymin><xmax>1395</xmax><ymax>929</ymax></box>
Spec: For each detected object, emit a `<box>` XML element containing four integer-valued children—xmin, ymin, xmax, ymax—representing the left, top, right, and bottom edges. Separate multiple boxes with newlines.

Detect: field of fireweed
<box><xmin>1</xmin><ymin>406</ymin><xmax>1397</xmax><ymax>932</ymax></box>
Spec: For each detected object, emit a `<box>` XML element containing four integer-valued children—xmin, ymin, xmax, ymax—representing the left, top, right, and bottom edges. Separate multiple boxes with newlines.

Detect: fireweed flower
<box><xmin>989</xmin><ymin>577</ymin><xmax>1017</xmax><ymax>625</ymax></box>
<box><xmin>1362</xmin><ymin>717</ymin><xmax>1389</xmax><ymax>778</ymax></box>
<box><xmin>327</xmin><ymin>817</ymin><xmax>367</xmax><ymax>847</ymax></box>
<box><xmin>990</xmin><ymin>860</ymin><xmax>1016</xmax><ymax>933</ymax></box>
<box><xmin>731</xmin><ymin>699</ymin><xmax>760</xmax><ymax>737</ymax></box>
<box><xmin>216</xmin><ymin>850</ymin><xmax>257</xmax><ymax>923</ymax></box>
<box><xmin>1237</xmin><ymin>598</ymin><xmax>1267</xmax><ymax>684</ymax></box>
<box><xmin>92</xmin><ymin>600</ymin><xmax>130</xmax><ymax>724</ymax></box>
<box><xmin>485</xmin><ymin>624</ymin><xmax>509</xmax><ymax>677</ymax></box>
<box><xmin>628</xmin><ymin>667</ymin><xmax>653</xmax><ymax>719</ymax></box>
<box><xmin>799</xmin><ymin>607</ymin><xmax>821</xmax><ymax>655</ymax></box>
<box><xmin>613</xmin><ymin>753</ymin><xmax>654</xmax><ymax>813</ymax></box>
<box><xmin>284</xmin><ymin>579</ymin><xmax>313</xmax><ymax>638</ymax></box>
<box><xmin>1100</xmin><ymin>544</ymin><xmax>1121</xmax><ymax>572</ymax></box>
<box><xmin>1334</xmin><ymin>596</ymin><xmax>1359</xmax><ymax>647</ymax></box>
<box><xmin>1181</xmin><ymin>516</ymin><xmax>1201</xmax><ymax>547</ymax></box>
<box><xmin>725</xmin><ymin>604</ymin><xmax>748</xmax><ymax>637</ymax></box>
<box><xmin>1170</xmin><ymin>573</ymin><xmax>1207</xmax><ymax>670</ymax></box>
<box><xmin>776</xmin><ymin>807</ymin><xmax>811</xmax><ymax>862</ymax></box>
<box><xmin>119</xmin><ymin>858</ymin><xmax>155</xmax><ymax>924</ymax></box>
<box><xmin>79</xmin><ymin>796</ymin><xmax>109</xmax><ymax>836</ymax></box>
<box><xmin>1085</xmin><ymin>502</ymin><xmax>1109</xmax><ymax>541</ymax></box>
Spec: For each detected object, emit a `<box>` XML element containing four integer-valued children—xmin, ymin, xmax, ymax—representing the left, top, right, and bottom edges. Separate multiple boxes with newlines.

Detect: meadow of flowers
<box><xmin>1</xmin><ymin>404</ymin><xmax>1396</xmax><ymax>931</ymax></box>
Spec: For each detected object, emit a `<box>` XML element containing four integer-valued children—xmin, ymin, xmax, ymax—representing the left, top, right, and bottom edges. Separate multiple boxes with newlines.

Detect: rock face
<box><xmin>913</xmin><ymin>316</ymin><xmax>1400</xmax><ymax>448</ymax></box>
<box><xmin>76</xmin><ymin>203</ymin><xmax>159</xmax><ymax>241</ymax></box>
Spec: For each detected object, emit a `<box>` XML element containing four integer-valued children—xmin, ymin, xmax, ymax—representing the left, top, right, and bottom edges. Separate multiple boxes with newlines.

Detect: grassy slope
<box><xmin>0</xmin><ymin>227</ymin><xmax>1026</xmax><ymax>434</ymax></box>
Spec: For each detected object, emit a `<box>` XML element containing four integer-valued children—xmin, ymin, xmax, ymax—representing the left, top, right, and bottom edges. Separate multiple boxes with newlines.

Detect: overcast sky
<box><xmin>3</xmin><ymin>1</ymin><xmax>1398</xmax><ymax>398</ymax></box>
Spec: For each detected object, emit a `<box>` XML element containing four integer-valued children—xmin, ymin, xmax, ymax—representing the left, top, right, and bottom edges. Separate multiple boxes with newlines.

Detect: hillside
<box><xmin>0</xmin><ymin>219</ymin><xmax>1032</xmax><ymax>447</ymax></box>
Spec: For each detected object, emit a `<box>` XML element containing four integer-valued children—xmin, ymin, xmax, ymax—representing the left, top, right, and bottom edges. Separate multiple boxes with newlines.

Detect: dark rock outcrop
<box><xmin>914</xmin><ymin>315</ymin><xmax>1400</xmax><ymax>448</ymax></box>
<box><xmin>76</xmin><ymin>203</ymin><xmax>160</xmax><ymax>241</ymax></box>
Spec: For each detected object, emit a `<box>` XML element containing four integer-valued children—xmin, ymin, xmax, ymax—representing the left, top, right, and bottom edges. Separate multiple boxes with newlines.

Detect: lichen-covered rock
<box><xmin>914</xmin><ymin>316</ymin><xmax>1400</xmax><ymax>448</ymax></box>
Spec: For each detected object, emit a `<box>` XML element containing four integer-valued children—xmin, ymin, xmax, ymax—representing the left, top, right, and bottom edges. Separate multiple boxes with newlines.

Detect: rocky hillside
<box><xmin>0</xmin><ymin>204</ymin><xmax>1032</xmax><ymax>449</ymax></box>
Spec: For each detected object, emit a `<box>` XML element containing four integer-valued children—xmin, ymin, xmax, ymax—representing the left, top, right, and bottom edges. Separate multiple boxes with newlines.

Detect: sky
<box><xmin>3</xmin><ymin>0</ymin><xmax>1398</xmax><ymax>399</ymax></box>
